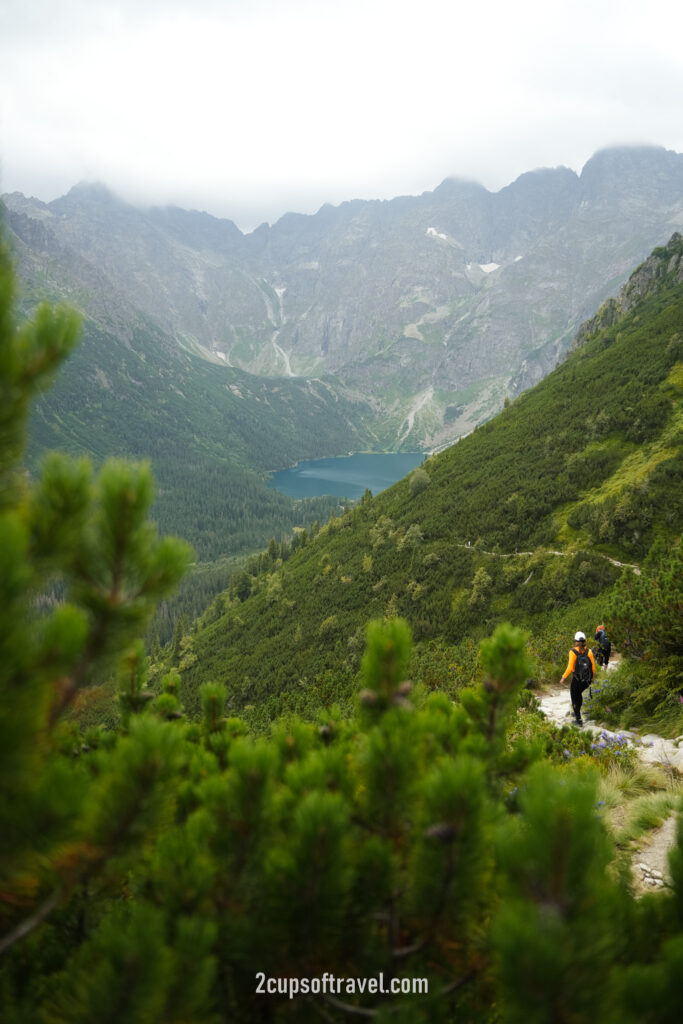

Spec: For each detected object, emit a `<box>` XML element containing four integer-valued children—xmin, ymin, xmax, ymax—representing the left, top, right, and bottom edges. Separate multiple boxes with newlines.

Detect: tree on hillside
<box><xmin>0</xmin><ymin>239</ymin><xmax>192</xmax><ymax>958</ymax></box>
<box><xmin>608</xmin><ymin>540</ymin><xmax>683</xmax><ymax>658</ymax></box>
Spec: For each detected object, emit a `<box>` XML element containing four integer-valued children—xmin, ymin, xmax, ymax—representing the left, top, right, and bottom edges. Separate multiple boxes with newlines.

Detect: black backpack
<box><xmin>597</xmin><ymin>630</ymin><xmax>611</xmax><ymax>658</ymax></box>
<box><xmin>572</xmin><ymin>648</ymin><xmax>593</xmax><ymax>690</ymax></box>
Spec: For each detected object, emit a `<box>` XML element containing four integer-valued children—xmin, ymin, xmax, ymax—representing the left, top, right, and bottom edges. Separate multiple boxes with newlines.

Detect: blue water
<box><xmin>267</xmin><ymin>452</ymin><xmax>425</xmax><ymax>500</ymax></box>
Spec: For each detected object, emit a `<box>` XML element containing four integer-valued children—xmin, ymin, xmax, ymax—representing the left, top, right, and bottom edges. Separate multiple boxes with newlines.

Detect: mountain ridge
<box><xmin>5</xmin><ymin>145</ymin><xmax>683</xmax><ymax>449</ymax></box>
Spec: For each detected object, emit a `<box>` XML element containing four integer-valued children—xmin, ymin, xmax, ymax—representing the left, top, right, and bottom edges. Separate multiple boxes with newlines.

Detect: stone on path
<box><xmin>632</xmin><ymin>816</ymin><xmax>678</xmax><ymax>894</ymax></box>
<box><xmin>537</xmin><ymin>682</ymin><xmax>683</xmax><ymax>768</ymax></box>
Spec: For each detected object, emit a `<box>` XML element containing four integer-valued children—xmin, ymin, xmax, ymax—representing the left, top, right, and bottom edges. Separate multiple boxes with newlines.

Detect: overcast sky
<box><xmin>2</xmin><ymin>0</ymin><xmax>683</xmax><ymax>230</ymax></box>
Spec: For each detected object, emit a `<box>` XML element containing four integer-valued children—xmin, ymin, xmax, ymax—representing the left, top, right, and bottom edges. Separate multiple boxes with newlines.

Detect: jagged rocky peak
<box><xmin>574</xmin><ymin>232</ymin><xmax>683</xmax><ymax>345</ymax></box>
<box><xmin>579</xmin><ymin>145</ymin><xmax>683</xmax><ymax>201</ymax></box>
<box><xmin>499</xmin><ymin>164</ymin><xmax>578</xmax><ymax>195</ymax></box>
<box><xmin>432</xmin><ymin>176</ymin><xmax>489</xmax><ymax>198</ymax></box>
<box><xmin>50</xmin><ymin>181</ymin><xmax>122</xmax><ymax>211</ymax></box>
<box><xmin>624</xmin><ymin>232</ymin><xmax>683</xmax><ymax>295</ymax></box>
<box><xmin>1</xmin><ymin>191</ymin><xmax>54</xmax><ymax>221</ymax></box>
<box><xmin>145</xmin><ymin>204</ymin><xmax>244</xmax><ymax>252</ymax></box>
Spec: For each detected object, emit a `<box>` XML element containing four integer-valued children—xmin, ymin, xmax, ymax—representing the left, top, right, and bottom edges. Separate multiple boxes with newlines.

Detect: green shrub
<box><xmin>586</xmin><ymin>659</ymin><xmax>683</xmax><ymax>737</ymax></box>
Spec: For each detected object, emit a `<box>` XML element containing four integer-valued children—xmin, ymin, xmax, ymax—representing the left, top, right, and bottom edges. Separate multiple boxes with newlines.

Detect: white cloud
<box><xmin>2</xmin><ymin>0</ymin><xmax>683</xmax><ymax>228</ymax></box>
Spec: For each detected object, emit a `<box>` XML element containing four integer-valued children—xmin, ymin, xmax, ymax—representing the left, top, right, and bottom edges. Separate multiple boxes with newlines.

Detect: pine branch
<box><xmin>436</xmin><ymin>970</ymin><xmax>477</xmax><ymax>998</ymax></box>
<box><xmin>0</xmin><ymin>887</ymin><xmax>63</xmax><ymax>957</ymax></box>
<box><xmin>48</xmin><ymin>610</ymin><xmax>109</xmax><ymax>727</ymax></box>
<box><xmin>308</xmin><ymin>997</ymin><xmax>339</xmax><ymax>1023</ymax></box>
<box><xmin>321</xmin><ymin>993</ymin><xmax>377</xmax><ymax>1017</ymax></box>
<box><xmin>391</xmin><ymin>937</ymin><xmax>426</xmax><ymax>959</ymax></box>
<box><xmin>393</xmin><ymin>836</ymin><xmax>457</xmax><ymax>960</ymax></box>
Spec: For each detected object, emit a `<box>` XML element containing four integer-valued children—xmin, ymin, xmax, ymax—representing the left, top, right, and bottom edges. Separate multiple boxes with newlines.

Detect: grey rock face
<box><xmin>4</xmin><ymin>145</ymin><xmax>683</xmax><ymax>449</ymax></box>
<box><xmin>574</xmin><ymin>232</ymin><xmax>683</xmax><ymax>347</ymax></box>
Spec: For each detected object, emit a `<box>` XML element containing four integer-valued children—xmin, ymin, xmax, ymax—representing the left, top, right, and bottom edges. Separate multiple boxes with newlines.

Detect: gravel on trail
<box><xmin>537</xmin><ymin>656</ymin><xmax>682</xmax><ymax>893</ymax></box>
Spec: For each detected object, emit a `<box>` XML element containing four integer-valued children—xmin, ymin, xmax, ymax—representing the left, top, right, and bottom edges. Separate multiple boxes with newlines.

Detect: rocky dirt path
<box><xmin>538</xmin><ymin>656</ymin><xmax>682</xmax><ymax>893</ymax></box>
<box><xmin>538</xmin><ymin>659</ymin><xmax>683</xmax><ymax>771</ymax></box>
<box><xmin>632</xmin><ymin>816</ymin><xmax>679</xmax><ymax>895</ymax></box>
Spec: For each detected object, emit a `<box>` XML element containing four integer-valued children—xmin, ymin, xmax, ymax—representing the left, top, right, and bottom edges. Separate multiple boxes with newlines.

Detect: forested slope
<box><xmin>25</xmin><ymin>313</ymin><xmax>374</xmax><ymax>562</ymax></box>
<box><xmin>181</xmin><ymin>236</ymin><xmax>683</xmax><ymax>724</ymax></box>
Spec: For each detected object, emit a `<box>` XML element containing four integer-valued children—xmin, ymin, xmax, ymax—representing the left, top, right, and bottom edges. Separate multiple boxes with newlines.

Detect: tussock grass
<box><xmin>601</xmin><ymin>760</ymin><xmax>671</xmax><ymax>798</ymax></box>
<box><xmin>597</xmin><ymin>760</ymin><xmax>681</xmax><ymax>844</ymax></box>
<box><xmin>614</xmin><ymin>792</ymin><xmax>682</xmax><ymax>847</ymax></box>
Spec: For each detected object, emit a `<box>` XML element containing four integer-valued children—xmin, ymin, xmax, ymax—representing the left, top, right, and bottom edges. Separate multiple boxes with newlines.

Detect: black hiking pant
<box><xmin>570</xmin><ymin>677</ymin><xmax>590</xmax><ymax>716</ymax></box>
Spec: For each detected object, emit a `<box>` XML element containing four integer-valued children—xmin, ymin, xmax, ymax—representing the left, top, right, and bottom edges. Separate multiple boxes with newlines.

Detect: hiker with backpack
<box><xmin>594</xmin><ymin>623</ymin><xmax>611</xmax><ymax>669</ymax></box>
<box><xmin>559</xmin><ymin>631</ymin><xmax>596</xmax><ymax>726</ymax></box>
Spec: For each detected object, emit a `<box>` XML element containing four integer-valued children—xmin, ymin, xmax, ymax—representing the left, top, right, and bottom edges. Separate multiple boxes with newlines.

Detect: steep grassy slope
<box><xmin>181</xmin><ymin>237</ymin><xmax>683</xmax><ymax>723</ymax></box>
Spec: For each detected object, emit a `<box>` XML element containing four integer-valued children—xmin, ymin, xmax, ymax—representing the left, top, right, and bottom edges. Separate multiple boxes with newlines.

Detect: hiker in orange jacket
<box><xmin>594</xmin><ymin>623</ymin><xmax>612</xmax><ymax>668</ymax></box>
<box><xmin>559</xmin><ymin>631</ymin><xmax>596</xmax><ymax>726</ymax></box>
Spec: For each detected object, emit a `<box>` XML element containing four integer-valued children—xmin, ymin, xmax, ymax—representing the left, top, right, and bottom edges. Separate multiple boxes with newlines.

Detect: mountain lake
<box><xmin>267</xmin><ymin>452</ymin><xmax>425</xmax><ymax>500</ymax></box>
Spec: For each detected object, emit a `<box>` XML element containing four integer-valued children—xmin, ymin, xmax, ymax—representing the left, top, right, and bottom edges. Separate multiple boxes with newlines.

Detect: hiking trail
<box><xmin>455</xmin><ymin>543</ymin><xmax>641</xmax><ymax>574</ymax></box>
<box><xmin>537</xmin><ymin>655</ymin><xmax>683</xmax><ymax>770</ymax></box>
<box><xmin>537</xmin><ymin>654</ymin><xmax>682</xmax><ymax>893</ymax></box>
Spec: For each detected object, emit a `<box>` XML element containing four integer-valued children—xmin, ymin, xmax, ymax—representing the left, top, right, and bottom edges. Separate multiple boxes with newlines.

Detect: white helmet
<box><xmin>574</xmin><ymin>631</ymin><xmax>586</xmax><ymax>642</ymax></box>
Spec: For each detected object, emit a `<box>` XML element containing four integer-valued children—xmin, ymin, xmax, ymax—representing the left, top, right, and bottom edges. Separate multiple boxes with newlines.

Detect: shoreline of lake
<box><xmin>267</xmin><ymin>451</ymin><xmax>426</xmax><ymax>500</ymax></box>
<box><xmin>265</xmin><ymin>449</ymin><xmax>429</xmax><ymax>474</ymax></box>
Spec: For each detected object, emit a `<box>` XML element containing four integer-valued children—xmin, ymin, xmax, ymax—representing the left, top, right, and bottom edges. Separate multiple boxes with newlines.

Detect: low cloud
<box><xmin>2</xmin><ymin>0</ymin><xmax>683</xmax><ymax>229</ymax></box>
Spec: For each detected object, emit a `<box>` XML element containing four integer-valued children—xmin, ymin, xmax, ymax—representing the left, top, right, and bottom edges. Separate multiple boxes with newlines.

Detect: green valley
<box><xmin>6</xmin><ymin>152</ymin><xmax>683</xmax><ymax>646</ymax></box>
<box><xmin>1</xmin><ymin>226</ymin><xmax>682</xmax><ymax>1024</ymax></box>
<box><xmin>26</xmin><ymin>314</ymin><xmax>375</xmax><ymax>563</ymax></box>
<box><xmin>178</xmin><ymin>235</ymin><xmax>683</xmax><ymax>731</ymax></box>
